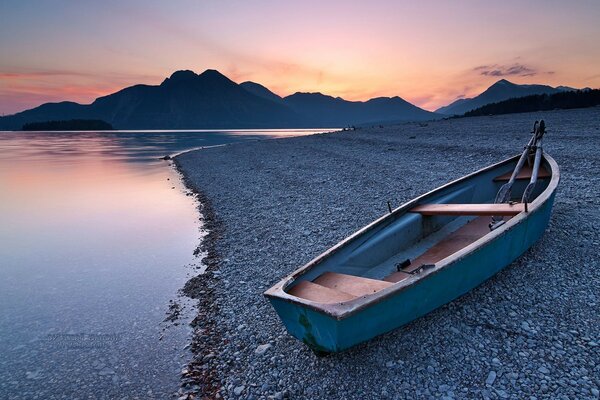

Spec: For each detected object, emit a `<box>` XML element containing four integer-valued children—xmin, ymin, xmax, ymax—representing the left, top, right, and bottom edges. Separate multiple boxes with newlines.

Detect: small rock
<box><xmin>427</xmin><ymin>365</ymin><xmax>435</xmax><ymax>373</ymax></box>
<box><xmin>233</xmin><ymin>385</ymin><xmax>245</xmax><ymax>396</ymax></box>
<box><xmin>538</xmin><ymin>366</ymin><xmax>550</xmax><ymax>374</ymax></box>
<box><xmin>591</xmin><ymin>388</ymin><xmax>599</xmax><ymax>398</ymax></box>
<box><xmin>25</xmin><ymin>371</ymin><xmax>42</xmax><ymax>380</ymax></box>
<box><xmin>486</xmin><ymin>371</ymin><xmax>497</xmax><ymax>385</ymax></box>
<box><xmin>255</xmin><ymin>343</ymin><xmax>272</xmax><ymax>356</ymax></box>
<box><xmin>98</xmin><ymin>368</ymin><xmax>115</xmax><ymax>376</ymax></box>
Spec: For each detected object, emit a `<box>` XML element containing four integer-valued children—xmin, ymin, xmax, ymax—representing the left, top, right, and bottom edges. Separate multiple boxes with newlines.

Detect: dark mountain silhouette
<box><xmin>0</xmin><ymin>69</ymin><xmax>439</xmax><ymax>130</ymax></box>
<box><xmin>461</xmin><ymin>89</ymin><xmax>600</xmax><ymax>117</ymax></box>
<box><xmin>238</xmin><ymin>84</ymin><xmax>439</xmax><ymax>124</ymax></box>
<box><xmin>436</xmin><ymin>79</ymin><xmax>576</xmax><ymax>116</ymax></box>
<box><xmin>239</xmin><ymin>81</ymin><xmax>285</xmax><ymax>104</ymax></box>
<box><xmin>0</xmin><ymin>70</ymin><xmax>303</xmax><ymax>130</ymax></box>
<box><xmin>2</xmin><ymin>101</ymin><xmax>92</xmax><ymax>125</ymax></box>
<box><xmin>283</xmin><ymin>92</ymin><xmax>437</xmax><ymax>126</ymax></box>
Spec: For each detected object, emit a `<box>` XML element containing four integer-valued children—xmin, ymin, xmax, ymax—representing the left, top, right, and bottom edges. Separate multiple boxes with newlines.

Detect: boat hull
<box><xmin>266</xmin><ymin>154</ymin><xmax>559</xmax><ymax>353</ymax></box>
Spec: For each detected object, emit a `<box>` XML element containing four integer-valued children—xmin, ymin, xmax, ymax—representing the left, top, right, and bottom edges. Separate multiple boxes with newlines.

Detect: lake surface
<box><xmin>0</xmin><ymin>129</ymin><xmax>327</xmax><ymax>399</ymax></box>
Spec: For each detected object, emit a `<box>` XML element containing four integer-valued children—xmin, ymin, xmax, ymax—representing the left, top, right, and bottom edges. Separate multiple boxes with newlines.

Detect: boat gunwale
<box><xmin>264</xmin><ymin>152</ymin><xmax>560</xmax><ymax>320</ymax></box>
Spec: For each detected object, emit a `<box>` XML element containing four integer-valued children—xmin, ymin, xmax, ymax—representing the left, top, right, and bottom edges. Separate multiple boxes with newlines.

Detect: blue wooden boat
<box><xmin>264</xmin><ymin>121</ymin><xmax>559</xmax><ymax>354</ymax></box>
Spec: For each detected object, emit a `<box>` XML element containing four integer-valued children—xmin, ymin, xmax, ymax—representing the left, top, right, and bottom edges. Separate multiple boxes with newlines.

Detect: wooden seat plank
<box><xmin>313</xmin><ymin>272</ymin><xmax>392</xmax><ymax>297</ymax></box>
<box><xmin>385</xmin><ymin>216</ymin><xmax>492</xmax><ymax>283</ymax></box>
<box><xmin>411</xmin><ymin>203</ymin><xmax>524</xmax><ymax>216</ymax></box>
<box><xmin>287</xmin><ymin>281</ymin><xmax>355</xmax><ymax>303</ymax></box>
<box><xmin>493</xmin><ymin>165</ymin><xmax>550</xmax><ymax>182</ymax></box>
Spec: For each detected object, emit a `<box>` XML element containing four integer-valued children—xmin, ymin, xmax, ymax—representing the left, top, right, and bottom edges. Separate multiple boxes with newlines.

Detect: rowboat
<box><xmin>264</xmin><ymin>120</ymin><xmax>559</xmax><ymax>354</ymax></box>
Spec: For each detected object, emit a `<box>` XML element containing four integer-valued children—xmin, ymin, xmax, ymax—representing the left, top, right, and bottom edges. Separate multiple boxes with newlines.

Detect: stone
<box><xmin>98</xmin><ymin>368</ymin><xmax>115</xmax><ymax>376</ymax></box>
<box><xmin>233</xmin><ymin>386</ymin><xmax>245</xmax><ymax>396</ymax></box>
<box><xmin>538</xmin><ymin>366</ymin><xmax>550</xmax><ymax>374</ymax></box>
<box><xmin>25</xmin><ymin>371</ymin><xmax>42</xmax><ymax>380</ymax></box>
<box><xmin>255</xmin><ymin>343</ymin><xmax>272</xmax><ymax>356</ymax></box>
<box><xmin>486</xmin><ymin>371</ymin><xmax>497</xmax><ymax>385</ymax></box>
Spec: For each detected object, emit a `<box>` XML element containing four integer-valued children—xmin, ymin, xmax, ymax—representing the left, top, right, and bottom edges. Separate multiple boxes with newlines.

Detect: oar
<box><xmin>521</xmin><ymin>120</ymin><xmax>546</xmax><ymax>211</ymax></box>
<box><xmin>490</xmin><ymin>120</ymin><xmax>542</xmax><ymax>229</ymax></box>
<box><xmin>493</xmin><ymin>121</ymin><xmax>539</xmax><ymax>204</ymax></box>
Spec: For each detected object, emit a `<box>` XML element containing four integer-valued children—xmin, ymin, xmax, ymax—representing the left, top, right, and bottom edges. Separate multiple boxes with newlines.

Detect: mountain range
<box><xmin>0</xmin><ymin>70</ymin><xmax>437</xmax><ymax>130</ymax></box>
<box><xmin>435</xmin><ymin>79</ymin><xmax>577</xmax><ymax>115</ymax></box>
<box><xmin>0</xmin><ymin>70</ymin><xmax>585</xmax><ymax>130</ymax></box>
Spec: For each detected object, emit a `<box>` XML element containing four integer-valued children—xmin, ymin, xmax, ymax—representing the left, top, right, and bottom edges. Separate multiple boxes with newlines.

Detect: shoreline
<box><xmin>171</xmin><ymin>134</ymin><xmax>339</xmax><ymax>399</ymax></box>
<box><xmin>173</xmin><ymin>158</ymin><xmax>225</xmax><ymax>399</ymax></box>
<box><xmin>174</xmin><ymin>108</ymin><xmax>599</xmax><ymax>399</ymax></box>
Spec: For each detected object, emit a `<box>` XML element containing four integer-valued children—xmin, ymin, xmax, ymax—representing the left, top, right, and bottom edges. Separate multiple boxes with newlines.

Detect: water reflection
<box><xmin>0</xmin><ymin>129</ymin><xmax>324</xmax><ymax>164</ymax></box>
<box><xmin>0</xmin><ymin>129</ymin><xmax>325</xmax><ymax>399</ymax></box>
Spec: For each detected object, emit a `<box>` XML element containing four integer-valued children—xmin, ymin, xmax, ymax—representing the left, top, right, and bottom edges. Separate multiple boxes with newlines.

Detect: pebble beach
<box><xmin>175</xmin><ymin>107</ymin><xmax>600</xmax><ymax>400</ymax></box>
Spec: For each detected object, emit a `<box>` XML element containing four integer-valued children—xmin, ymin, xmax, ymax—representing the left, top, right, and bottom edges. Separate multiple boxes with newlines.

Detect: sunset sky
<box><xmin>1</xmin><ymin>0</ymin><xmax>599</xmax><ymax>115</ymax></box>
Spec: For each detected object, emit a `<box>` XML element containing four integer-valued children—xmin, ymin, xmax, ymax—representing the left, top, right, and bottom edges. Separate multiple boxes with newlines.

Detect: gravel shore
<box><xmin>175</xmin><ymin>108</ymin><xmax>600</xmax><ymax>400</ymax></box>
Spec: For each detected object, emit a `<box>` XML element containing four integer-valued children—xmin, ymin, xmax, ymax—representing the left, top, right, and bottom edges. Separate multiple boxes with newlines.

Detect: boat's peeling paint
<box><xmin>298</xmin><ymin>313</ymin><xmax>327</xmax><ymax>352</ymax></box>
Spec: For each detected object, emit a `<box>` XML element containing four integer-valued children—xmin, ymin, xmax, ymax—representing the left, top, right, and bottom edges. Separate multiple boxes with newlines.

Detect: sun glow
<box><xmin>1</xmin><ymin>0</ymin><xmax>599</xmax><ymax>114</ymax></box>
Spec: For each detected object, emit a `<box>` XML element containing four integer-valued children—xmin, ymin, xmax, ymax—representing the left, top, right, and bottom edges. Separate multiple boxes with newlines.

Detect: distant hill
<box><xmin>436</xmin><ymin>79</ymin><xmax>576</xmax><ymax>116</ymax></box>
<box><xmin>283</xmin><ymin>92</ymin><xmax>438</xmax><ymax>126</ymax></box>
<box><xmin>22</xmin><ymin>119</ymin><xmax>113</xmax><ymax>131</ymax></box>
<box><xmin>239</xmin><ymin>81</ymin><xmax>285</xmax><ymax>104</ymax></box>
<box><xmin>0</xmin><ymin>69</ymin><xmax>439</xmax><ymax>130</ymax></box>
<box><xmin>462</xmin><ymin>89</ymin><xmax>600</xmax><ymax>117</ymax></box>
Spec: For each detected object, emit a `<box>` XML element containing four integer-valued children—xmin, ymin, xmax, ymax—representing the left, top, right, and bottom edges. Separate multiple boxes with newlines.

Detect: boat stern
<box><xmin>266</xmin><ymin>296</ymin><xmax>343</xmax><ymax>353</ymax></box>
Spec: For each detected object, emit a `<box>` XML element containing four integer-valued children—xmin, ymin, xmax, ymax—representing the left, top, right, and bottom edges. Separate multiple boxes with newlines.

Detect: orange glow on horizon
<box><xmin>1</xmin><ymin>1</ymin><xmax>599</xmax><ymax>115</ymax></box>
<box><xmin>2</xmin><ymin>65</ymin><xmax>596</xmax><ymax>116</ymax></box>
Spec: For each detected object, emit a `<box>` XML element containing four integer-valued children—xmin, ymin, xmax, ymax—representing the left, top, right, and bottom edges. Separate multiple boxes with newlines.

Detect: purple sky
<box><xmin>1</xmin><ymin>0</ymin><xmax>599</xmax><ymax>114</ymax></box>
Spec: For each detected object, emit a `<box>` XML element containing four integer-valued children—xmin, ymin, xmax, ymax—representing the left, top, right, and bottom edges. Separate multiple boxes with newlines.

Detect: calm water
<box><xmin>0</xmin><ymin>129</ymin><xmax>325</xmax><ymax>399</ymax></box>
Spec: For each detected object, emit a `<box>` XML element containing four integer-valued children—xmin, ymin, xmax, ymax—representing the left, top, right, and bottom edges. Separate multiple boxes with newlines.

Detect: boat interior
<box><xmin>286</xmin><ymin>159</ymin><xmax>553</xmax><ymax>304</ymax></box>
